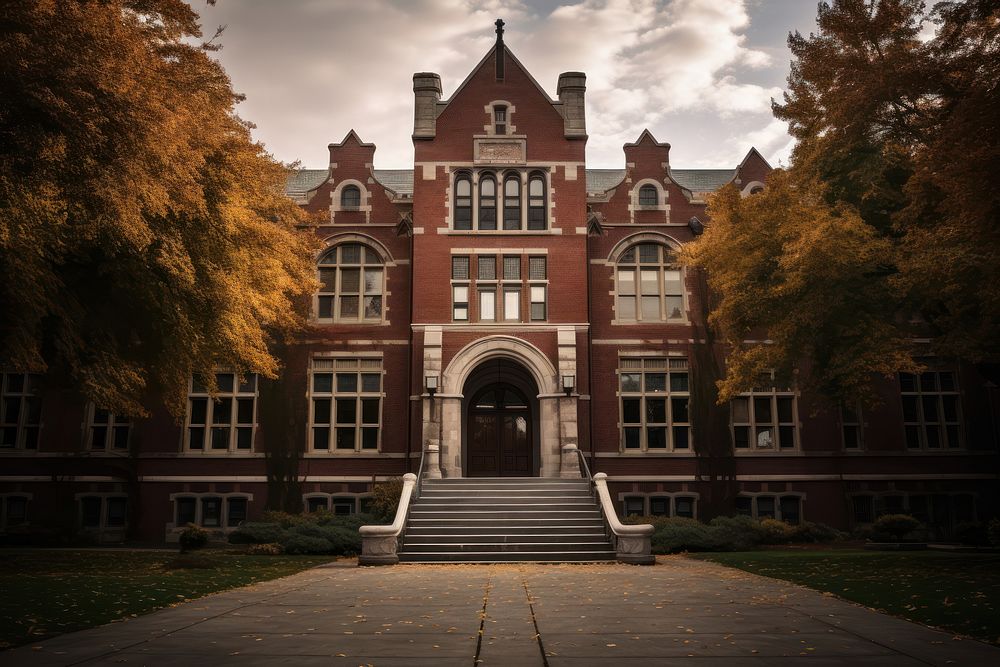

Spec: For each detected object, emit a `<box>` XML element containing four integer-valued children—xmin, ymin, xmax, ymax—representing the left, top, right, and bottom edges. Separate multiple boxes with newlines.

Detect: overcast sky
<box><xmin>190</xmin><ymin>0</ymin><xmax>820</xmax><ymax>169</ymax></box>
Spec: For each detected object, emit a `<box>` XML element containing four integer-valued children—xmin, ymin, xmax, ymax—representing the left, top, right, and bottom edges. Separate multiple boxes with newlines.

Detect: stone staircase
<box><xmin>397</xmin><ymin>477</ymin><xmax>616</xmax><ymax>563</ymax></box>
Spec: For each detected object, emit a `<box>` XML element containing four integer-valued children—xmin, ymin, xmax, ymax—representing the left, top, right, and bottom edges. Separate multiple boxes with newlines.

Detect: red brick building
<box><xmin>2</xmin><ymin>30</ymin><xmax>997</xmax><ymax>544</ymax></box>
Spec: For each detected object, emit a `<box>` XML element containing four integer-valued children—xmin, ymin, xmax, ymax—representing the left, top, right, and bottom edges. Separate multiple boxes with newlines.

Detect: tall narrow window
<box><xmin>615</xmin><ymin>244</ymin><xmax>684</xmax><ymax>322</ymax></box>
<box><xmin>619</xmin><ymin>357</ymin><xmax>690</xmax><ymax>451</ymax></box>
<box><xmin>478</xmin><ymin>174</ymin><xmax>497</xmax><ymax>230</ymax></box>
<box><xmin>454</xmin><ymin>173</ymin><xmax>472</xmax><ymax>230</ymax></box>
<box><xmin>731</xmin><ymin>372</ymin><xmax>796</xmax><ymax>450</ymax></box>
<box><xmin>899</xmin><ymin>368</ymin><xmax>962</xmax><ymax>449</ymax></box>
<box><xmin>503</xmin><ymin>288</ymin><xmax>521</xmax><ymax>321</ymax></box>
<box><xmin>638</xmin><ymin>184</ymin><xmax>658</xmax><ymax>206</ymax></box>
<box><xmin>452</xmin><ymin>256</ymin><xmax>470</xmax><ymax>321</ymax></box>
<box><xmin>186</xmin><ymin>373</ymin><xmax>257</xmax><ymax>452</ymax></box>
<box><xmin>87</xmin><ymin>405</ymin><xmax>130</xmax><ymax>451</ymax></box>
<box><xmin>310</xmin><ymin>357</ymin><xmax>382</xmax><ymax>452</ymax></box>
<box><xmin>479</xmin><ymin>289</ymin><xmax>496</xmax><ymax>321</ymax></box>
<box><xmin>841</xmin><ymin>403</ymin><xmax>862</xmax><ymax>450</ymax></box>
<box><xmin>317</xmin><ymin>243</ymin><xmax>384</xmax><ymax>323</ymax></box>
<box><xmin>503</xmin><ymin>175</ymin><xmax>521</xmax><ymax>230</ymax></box>
<box><xmin>527</xmin><ymin>173</ymin><xmax>546</xmax><ymax>230</ymax></box>
<box><xmin>529</xmin><ymin>256</ymin><xmax>547</xmax><ymax>321</ymax></box>
<box><xmin>494</xmin><ymin>105</ymin><xmax>507</xmax><ymax>135</ymax></box>
<box><xmin>341</xmin><ymin>185</ymin><xmax>361</xmax><ymax>208</ymax></box>
<box><xmin>1</xmin><ymin>373</ymin><xmax>42</xmax><ymax>450</ymax></box>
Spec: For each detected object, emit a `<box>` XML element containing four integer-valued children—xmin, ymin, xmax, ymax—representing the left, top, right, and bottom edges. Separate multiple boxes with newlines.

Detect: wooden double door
<box><xmin>467</xmin><ymin>384</ymin><xmax>533</xmax><ymax>477</ymax></box>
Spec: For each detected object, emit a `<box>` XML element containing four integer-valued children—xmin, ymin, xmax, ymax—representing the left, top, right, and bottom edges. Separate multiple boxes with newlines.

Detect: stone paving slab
<box><xmin>2</xmin><ymin>555</ymin><xmax>999</xmax><ymax>666</ymax></box>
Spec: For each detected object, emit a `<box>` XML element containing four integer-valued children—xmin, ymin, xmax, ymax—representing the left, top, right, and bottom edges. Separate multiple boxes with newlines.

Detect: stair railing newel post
<box><xmin>358</xmin><ymin>442</ymin><xmax>426</xmax><ymax>564</ymax></box>
<box><xmin>577</xmin><ymin>450</ymin><xmax>655</xmax><ymax>565</ymax></box>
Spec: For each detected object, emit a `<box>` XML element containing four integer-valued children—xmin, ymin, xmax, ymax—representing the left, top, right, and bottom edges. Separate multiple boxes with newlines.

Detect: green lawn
<box><xmin>690</xmin><ymin>549</ymin><xmax>1000</xmax><ymax>645</ymax></box>
<box><xmin>0</xmin><ymin>549</ymin><xmax>333</xmax><ymax>649</ymax></box>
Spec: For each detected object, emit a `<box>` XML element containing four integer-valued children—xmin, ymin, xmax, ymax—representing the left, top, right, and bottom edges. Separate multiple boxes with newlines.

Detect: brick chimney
<box><xmin>412</xmin><ymin>72</ymin><xmax>442</xmax><ymax>139</ymax></box>
<box><xmin>557</xmin><ymin>72</ymin><xmax>587</xmax><ymax>138</ymax></box>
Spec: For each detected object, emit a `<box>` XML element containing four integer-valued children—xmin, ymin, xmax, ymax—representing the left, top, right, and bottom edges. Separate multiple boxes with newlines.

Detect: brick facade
<box><xmin>2</xmin><ymin>37</ymin><xmax>997</xmax><ymax>544</ymax></box>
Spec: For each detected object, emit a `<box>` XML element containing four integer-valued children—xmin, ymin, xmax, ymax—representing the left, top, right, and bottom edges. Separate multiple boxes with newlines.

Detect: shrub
<box><xmin>650</xmin><ymin>517</ymin><xmax>716</xmax><ymax>554</ymax></box>
<box><xmin>759</xmin><ymin>518</ymin><xmax>795</xmax><ymax>544</ymax></box>
<box><xmin>872</xmin><ymin>514</ymin><xmax>921</xmax><ymax>542</ymax></box>
<box><xmin>228</xmin><ymin>521</ymin><xmax>288</xmax><ymax>545</ymax></box>
<box><xmin>370</xmin><ymin>477</ymin><xmax>404</xmax><ymax>521</ymax></box>
<box><xmin>791</xmin><ymin>521</ymin><xmax>845</xmax><ymax>543</ymax></box>
<box><xmin>179</xmin><ymin>523</ymin><xmax>210</xmax><ymax>552</ymax></box>
<box><xmin>247</xmin><ymin>543</ymin><xmax>284</xmax><ymax>555</ymax></box>
<box><xmin>954</xmin><ymin>521</ymin><xmax>989</xmax><ymax>547</ymax></box>
<box><xmin>989</xmin><ymin>518</ymin><xmax>1000</xmax><ymax>548</ymax></box>
<box><xmin>283</xmin><ymin>534</ymin><xmax>333</xmax><ymax>554</ymax></box>
<box><xmin>260</xmin><ymin>510</ymin><xmax>309</xmax><ymax>529</ymax></box>
<box><xmin>708</xmin><ymin>515</ymin><xmax>766</xmax><ymax>551</ymax></box>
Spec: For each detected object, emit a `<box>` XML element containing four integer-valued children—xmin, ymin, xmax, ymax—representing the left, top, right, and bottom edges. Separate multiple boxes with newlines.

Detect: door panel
<box><xmin>468</xmin><ymin>413</ymin><xmax>499</xmax><ymax>476</ymax></box>
<box><xmin>500</xmin><ymin>414</ymin><xmax>531</xmax><ymax>476</ymax></box>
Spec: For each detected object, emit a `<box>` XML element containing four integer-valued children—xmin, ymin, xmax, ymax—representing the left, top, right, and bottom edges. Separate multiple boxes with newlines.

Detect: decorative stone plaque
<box><xmin>474</xmin><ymin>138</ymin><xmax>526</xmax><ymax>165</ymax></box>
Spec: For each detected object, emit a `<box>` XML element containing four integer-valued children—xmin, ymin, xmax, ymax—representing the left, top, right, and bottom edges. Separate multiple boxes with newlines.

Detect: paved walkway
<box><xmin>3</xmin><ymin>556</ymin><xmax>998</xmax><ymax>666</ymax></box>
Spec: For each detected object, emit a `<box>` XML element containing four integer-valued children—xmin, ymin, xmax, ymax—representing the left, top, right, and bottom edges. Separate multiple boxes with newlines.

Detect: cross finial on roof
<box><xmin>495</xmin><ymin>18</ymin><xmax>505</xmax><ymax>42</ymax></box>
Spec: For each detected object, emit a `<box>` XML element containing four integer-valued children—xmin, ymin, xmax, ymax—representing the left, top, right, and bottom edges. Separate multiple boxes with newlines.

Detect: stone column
<box><xmin>557</xmin><ymin>327</ymin><xmax>581</xmax><ymax>478</ymax></box>
<box><xmin>422</xmin><ymin>327</ymin><xmax>443</xmax><ymax>479</ymax></box>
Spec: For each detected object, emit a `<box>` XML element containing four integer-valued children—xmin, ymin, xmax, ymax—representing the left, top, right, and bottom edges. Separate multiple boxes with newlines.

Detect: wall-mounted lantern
<box><xmin>562</xmin><ymin>374</ymin><xmax>575</xmax><ymax>396</ymax></box>
<box><xmin>425</xmin><ymin>375</ymin><xmax>439</xmax><ymax>397</ymax></box>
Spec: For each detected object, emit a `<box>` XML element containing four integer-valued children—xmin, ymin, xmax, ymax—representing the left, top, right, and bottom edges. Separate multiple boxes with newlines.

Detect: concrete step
<box><xmin>405</xmin><ymin>525</ymin><xmax>607</xmax><ymax>536</ymax></box>
<box><xmin>409</xmin><ymin>510</ymin><xmax>602</xmax><ymax>520</ymax></box>
<box><xmin>400</xmin><ymin>532</ymin><xmax>607</xmax><ymax>543</ymax></box>
<box><xmin>423</xmin><ymin>477</ymin><xmax>587</xmax><ymax>484</ymax></box>
<box><xmin>400</xmin><ymin>541</ymin><xmax>613</xmax><ymax>553</ymax></box>
<box><xmin>418</xmin><ymin>491</ymin><xmax>594</xmax><ymax>500</ymax></box>
<box><xmin>397</xmin><ymin>551</ymin><xmax>616</xmax><ymax>563</ymax></box>
<box><xmin>414</xmin><ymin>502</ymin><xmax>596</xmax><ymax>511</ymax></box>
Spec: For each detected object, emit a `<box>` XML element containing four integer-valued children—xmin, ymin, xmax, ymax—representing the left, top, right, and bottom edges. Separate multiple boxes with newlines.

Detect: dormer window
<box><xmin>638</xmin><ymin>185</ymin><xmax>658</xmax><ymax>206</ymax></box>
<box><xmin>341</xmin><ymin>185</ymin><xmax>361</xmax><ymax>209</ymax></box>
<box><xmin>494</xmin><ymin>105</ymin><xmax>507</xmax><ymax>135</ymax></box>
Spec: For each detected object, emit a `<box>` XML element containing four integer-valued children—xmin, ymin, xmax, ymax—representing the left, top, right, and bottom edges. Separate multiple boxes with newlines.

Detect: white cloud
<box><xmin>195</xmin><ymin>0</ymin><xmax>794</xmax><ymax>168</ymax></box>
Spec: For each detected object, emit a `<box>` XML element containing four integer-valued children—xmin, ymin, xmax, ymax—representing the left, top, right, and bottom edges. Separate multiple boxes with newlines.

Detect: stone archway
<box><xmin>422</xmin><ymin>334</ymin><xmax>579</xmax><ymax>479</ymax></box>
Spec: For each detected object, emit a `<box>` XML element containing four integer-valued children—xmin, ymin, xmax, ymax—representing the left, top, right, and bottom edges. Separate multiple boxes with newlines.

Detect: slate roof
<box><xmin>285</xmin><ymin>167</ymin><xmax>736</xmax><ymax>197</ymax></box>
<box><xmin>670</xmin><ymin>169</ymin><xmax>735</xmax><ymax>193</ymax></box>
<box><xmin>286</xmin><ymin>169</ymin><xmax>327</xmax><ymax>194</ymax></box>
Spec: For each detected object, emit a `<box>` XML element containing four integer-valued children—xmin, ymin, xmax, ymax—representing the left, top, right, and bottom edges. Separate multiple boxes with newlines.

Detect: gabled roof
<box><xmin>586</xmin><ymin>169</ymin><xmax>625</xmax><ymax>192</ymax></box>
<box><xmin>442</xmin><ymin>44</ymin><xmax>557</xmax><ymax>109</ymax></box>
<box><xmin>328</xmin><ymin>129</ymin><xmax>375</xmax><ymax>149</ymax></box>
<box><xmin>737</xmin><ymin>146</ymin><xmax>772</xmax><ymax>171</ymax></box>
<box><xmin>624</xmin><ymin>129</ymin><xmax>670</xmax><ymax>149</ymax></box>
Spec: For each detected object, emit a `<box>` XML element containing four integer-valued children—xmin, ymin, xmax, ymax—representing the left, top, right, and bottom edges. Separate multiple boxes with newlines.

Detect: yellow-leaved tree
<box><xmin>0</xmin><ymin>0</ymin><xmax>319</xmax><ymax>417</ymax></box>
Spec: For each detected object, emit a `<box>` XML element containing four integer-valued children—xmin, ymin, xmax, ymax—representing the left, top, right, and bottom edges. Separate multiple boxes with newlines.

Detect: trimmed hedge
<box><xmin>228</xmin><ymin>512</ymin><xmax>370</xmax><ymax>555</ymax></box>
<box><xmin>628</xmin><ymin>515</ymin><xmax>845</xmax><ymax>554</ymax></box>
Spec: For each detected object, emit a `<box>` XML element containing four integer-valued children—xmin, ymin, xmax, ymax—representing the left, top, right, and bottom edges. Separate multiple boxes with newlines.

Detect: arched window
<box><xmin>638</xmin><ymin>184</ymin><xmax>658</xmax><ymax>206</ymax></box>
<box><xmin>341</xmin><ymin>185</ymin><xmax>361</xmax><ymax>209</ymax></box>
<box><xmin>478</xmin><ymin>174</ymin><xmax>497</xmax><ymax>230</ymax></box>
<box><xmin>503</xmin><ymin>174</ymin><xmax>521</xmax><ymax>230</ymax></box>
<box><xmin>527</xmin><ymin>173</ymin><xmax>546</xmax><ymax>230</ymax></box>
<box><xmin>317</xmin><ymin>243</ymin><xmax>384</xmax><ymax>322</ymax></box>
<box><xmin>454</xmin><ymin>173</ymin><xmax>472</xmax><ymax>230</ymax></box>
<box><xmin>615</xmin><ymin>243</ymin><xmax>684</xmax><ymax>322</ymax></box>
<box><xmin>749</xmin><ymin>185</ymin><xmax>764</xmax><ymax>195</ymax></box>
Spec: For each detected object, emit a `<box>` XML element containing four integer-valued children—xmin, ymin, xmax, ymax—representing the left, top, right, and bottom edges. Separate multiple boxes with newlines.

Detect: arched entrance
<box><xmin>461</xmin><ymin>359</ymin><xmax>539</xmax><ymax>477</ymax></box>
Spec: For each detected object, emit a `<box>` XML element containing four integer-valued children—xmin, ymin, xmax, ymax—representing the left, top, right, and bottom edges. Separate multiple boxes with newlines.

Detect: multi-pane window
<box><xmin>503</xmin><ymin>175</ymin><xmax>521</xmax><ymax>230</ymax></box>
<box><xmin>737</xmin><ymin>494</ymin><xmax>802</xmax><ymax>524</ymax></box>
<box><xmin>479</xmin><ymin>176</ymin><xmax>497</xmax><ymax>230</ymax></box>
<box><xmin>173</xmin><ymin>495</ymin><xmax>248</xmax><ymax>529</ymax></box>
<box><xmin>1</xmin><ymin>495</ymin><xmax>28</xmax><ymax>529</ymax></box>
<box><xmin>310</xmin><ymin>357</ymin><xmax>382</xmax><ymax>452</ymax></box>
<box><xmin>454</xmin><ymin>173</ymin><xmax>473</xmax><ymax>230</ymax></box>
<box><xmin>79</xmin><ymin>495</ymin><xmax>127</xmax><ymax>530</ymax></box>
<box><xmin>841</xmin><ymin>403</ymin><xmax>862</xmax><ymax>450</ymax></box>
<box><xmin>899</xmin><ymin>369</ymin><xmax>962</xmax><ymax>449</ymax></box>
<box><xmin>341</xmin><ymin>185</ymin><xmax>361</xmax><ymax>209</ymax></box>
<box><xmin>494</xmin><ymin>105</ymin><xmax>507</xmax><ymax>135</ymax></box>
<box><xmin>731</xmin><ymin>373</ymin><xmax>796</xmax><ymax>450</ymax></box>
<box><xmin>1</xmin><ymin>372</ymin><xmax>42</xmax><ymax>450</ymax></box>
<box><xmin>527</xmin><ymin>173</ymin><xmax>546</xmax><ymax>230</ymax></box>
<box><xmin>638</xmin><ymin>184</ymin><xmax>658</xmax><ymax>206</ymax></box>
<box><xmin>645</xmin><ymin>495</ymin><xmax>696</xmax><ymax>518</ymax></box>
<box><xmin>186</xmin><ymin>373</ymin><xmax>257</xmax><ymax>452</ymax></box>
<box><xmin>503</xmin><ymin>256</ymin><xmax>520</xmax><ymax>280</ymax></box>
<box><xmin>616</xmin><ymin>244</ymin><xmax>684</xmax><ymax>322</ymax></box>
<box><xmin>452</xmin><ymin>256</ymin><xmax>470</xmax><ymax>321</ymax></box>
<box><xmin>619</xmin><ymin>357</ymin><xmax>690</xmax><ymax>451</ymax></box>
<box><xmin>317</xmin><ymin>243</ymin><xmax>384</xmax><ymax>323</ymax></box>
<box><xmin>304</xmin><ymin>495</ymin><xmax>361</xmax><ymax>515</ymax></box>
<box><xmin>478</xmin><ymin>256</ymin><xmax>496</xmax><ymax>280</ymax></box>
<box><xmin>87</xmin><ymin>405</ymin><xmax>130</xmax><ymax>451</ymax></box>
<box><xmin>529</xmin><ymin>256</ymin><xmax>547</xmax><ymax>321</ymax></box>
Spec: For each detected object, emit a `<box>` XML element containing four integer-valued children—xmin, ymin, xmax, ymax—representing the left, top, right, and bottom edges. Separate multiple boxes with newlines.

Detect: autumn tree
<box><xmin>0</xmin><ymin>0</ymin><xmax>318</xmax><ymax>417</ymax></box>
<box><xmin>683</xmin><ymin>0</ymin><xmax>1000</xmax><ymax>404</ymax></box>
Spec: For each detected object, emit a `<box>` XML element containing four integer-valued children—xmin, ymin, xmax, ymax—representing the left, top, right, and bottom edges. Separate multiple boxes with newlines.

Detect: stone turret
<box><xmin>557</xmin><ymin>72</ymin><xmax>587</xmax><ymax>138</ymax></box>
<box><xmin>412</xmin><ymin>72</ymin><xmax>442</xmax><ymax>139</ymax></box>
